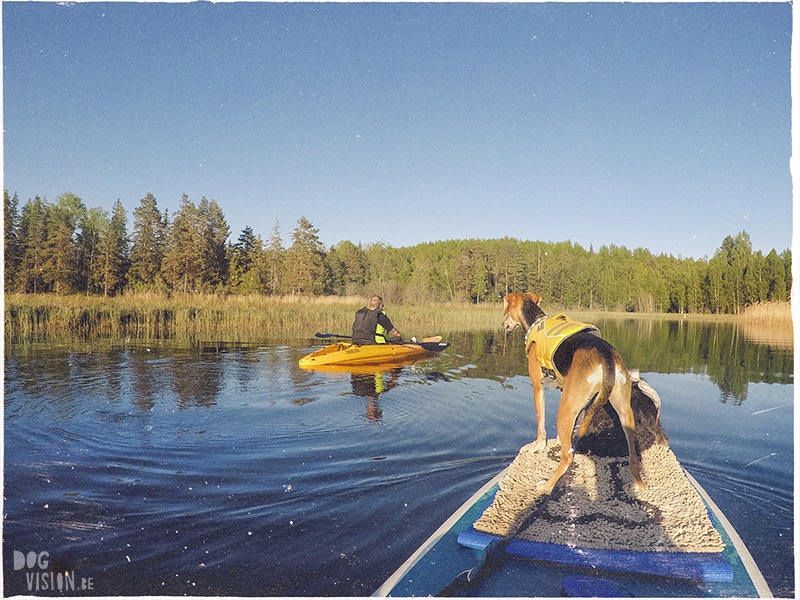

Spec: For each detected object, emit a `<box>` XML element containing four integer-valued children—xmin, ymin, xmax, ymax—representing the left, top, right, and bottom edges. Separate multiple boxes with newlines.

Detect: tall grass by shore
<box><xmin>3</xmin><ymin>293</ymin><xmax>501</xmax><ymax>342</ymax></box>
<box><xmin>738</xmin><ymin>300</ymin><xmax>793</xmax><ymax>325</ymax></box>
<box><xmin>4</xmin><ymin>293</ymin><xmax>791</xmax><ymax>343</ymax></box>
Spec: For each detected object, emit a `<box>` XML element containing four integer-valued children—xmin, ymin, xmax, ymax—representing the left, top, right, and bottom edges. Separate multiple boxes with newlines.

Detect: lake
<box><xmin>3</xmin><ymin>319</ymin><xmax>794</xmax><ymax>597</ymax></box>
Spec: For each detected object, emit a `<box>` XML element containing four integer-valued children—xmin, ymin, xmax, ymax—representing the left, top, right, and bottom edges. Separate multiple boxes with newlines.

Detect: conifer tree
<box><xmin>42</xmin><ymin>193</ymin><xmax>85</xmax><ymax>295</ymax></box>
<box><xmin>17</xmin><ymin>196</ymin><xmax>49</xmax><ymax>293</ymax></box>
<box><xmin>730</xmin><ymin>231</ymin><xmax>754</xmax><ymax>313</ymax></box>
<box><xmin>198</xmin><ymin>197</ymin><xmax>229</xmax><ymax>291</ymax></box>
<box><xmin>333</xmin><ymin>240</ymin><xmax>367</xmax><ymax>295</ymax></box>
<box><xmin>240</xmin><ymin>234</ymin><xmax>267</xmax><ymax>294</ymax></box>
<box><xmin>235</xmin><ymin>227</ymin><xmax>258</xmax><ymax>269</ymax></box>
<box><xmin>94</xmin><ymin>200</ymin><xmax>130</xmax><ymax>297</ymax></box>
<box><xmin>128</xmin><ymin>193</ymin><xmax>166</xmax><ymax>291</ymax></box>
<box><xmin>263</xmin><ymin>217</ymin><xmax>284</xmax><ymax>295</ymax></box>
<box><xmin>80</xmin><ymin>207</ymin><xmax>109</xmax><ymax>294</ymax></box>
<box><xmin>162</xmin><ymin>194</ymin><xmax>202</xmax><ymax>294</ymax></box>
<box><xmin>229</xmin><ymin>226</ymin><xmax>258</xmax><ymax>292</ymax></box>
<box><xmin>324</xmin><ymin>245</ymin><xmax>345</xmax><ymax>295</ymax></box>
<box><xmin>494</xmin><ymin>237</ymin><xmax>523</xmax><ymax>297</ymax></box>
<box><xmin>4</xmin><ymin>189</ymin><xmax>21</xmax><ymax>289</ymax></box>
<box><xmin>282</xmin><ymin>216</ymin><xmax>326</xmax><ymax>295</ymax></box>
<box><xmin>764</xmin><ymin>249</ymin><xmax>787</xmax><ymax>302</ymax></box>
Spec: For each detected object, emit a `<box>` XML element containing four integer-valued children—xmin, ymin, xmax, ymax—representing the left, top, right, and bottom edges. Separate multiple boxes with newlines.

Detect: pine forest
<box><xmin>3</xmin><ymin>190</ymin><xmax>792</xmax><ymax>315</ymax></box>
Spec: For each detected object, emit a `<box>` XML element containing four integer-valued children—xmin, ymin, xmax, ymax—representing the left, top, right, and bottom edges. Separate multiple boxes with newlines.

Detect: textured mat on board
<box><xmin>458</xmin><ymin>440</ymin><xmax>732</xmax><ymax>581</ymax></box>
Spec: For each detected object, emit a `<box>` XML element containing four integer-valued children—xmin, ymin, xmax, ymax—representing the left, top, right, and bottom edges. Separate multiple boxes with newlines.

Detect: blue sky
<box><xmin>3</xmin><ymin>2</ymin><xmax>793</xmax><ymax>260</ymax></box>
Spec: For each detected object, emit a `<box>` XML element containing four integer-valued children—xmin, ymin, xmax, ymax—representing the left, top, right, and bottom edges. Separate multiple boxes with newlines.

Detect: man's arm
<box><xmin>377</xmin><ymin>313</ymin><xmax>401</xmax><ymax>340</ymax></box>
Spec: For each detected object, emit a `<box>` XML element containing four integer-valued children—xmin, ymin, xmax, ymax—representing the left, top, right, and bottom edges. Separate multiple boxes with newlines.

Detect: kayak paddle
<box><xmin>315</xmin><ymin>333</ymin><xmax>444</xmax><ymax>344</ymax></box>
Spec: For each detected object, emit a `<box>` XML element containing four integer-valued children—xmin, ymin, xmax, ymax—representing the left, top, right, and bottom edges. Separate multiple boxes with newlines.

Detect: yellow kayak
<box><xmin>299</xmin><ymin>337</ymin><xmax>449</xmax><ymax>369</ymax></box>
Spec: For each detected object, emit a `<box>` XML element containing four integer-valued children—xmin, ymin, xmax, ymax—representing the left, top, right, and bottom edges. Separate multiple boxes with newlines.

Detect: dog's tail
<box><xmin>578</xmin><ymin>349</ymin><xmax>616</xmax><ymax>437</ymax></box>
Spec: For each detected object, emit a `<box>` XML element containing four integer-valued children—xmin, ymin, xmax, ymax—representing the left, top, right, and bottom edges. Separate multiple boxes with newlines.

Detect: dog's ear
<box><xmin>526</xmin><ymin>292</ymin><xmax>542</xmax><ymax>306</ymax></box>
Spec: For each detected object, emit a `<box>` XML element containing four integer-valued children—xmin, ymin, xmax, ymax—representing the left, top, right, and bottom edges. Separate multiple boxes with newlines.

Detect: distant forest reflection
<box><xmin>5</xmin><ymin>320</ymin><xmax>791</xmax><ymax>414</ymax></box>
<box><xmin>443</xmin><ymin>319</ymin><xmax>793</xmax><ymax>406</ymax></box>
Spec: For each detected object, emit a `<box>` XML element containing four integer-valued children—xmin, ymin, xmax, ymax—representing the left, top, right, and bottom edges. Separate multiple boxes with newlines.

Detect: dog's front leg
<box><xmin>528</xmin><ymin>355</ymin><xmax>547</xmax><ymax>452</ymax></box>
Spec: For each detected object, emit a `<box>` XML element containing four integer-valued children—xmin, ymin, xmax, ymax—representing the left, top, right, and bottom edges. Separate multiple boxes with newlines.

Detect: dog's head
<box><xmin>502</xmin><ymin>292</ymin><xmax>544</xmax><ymax>332</ymax></box>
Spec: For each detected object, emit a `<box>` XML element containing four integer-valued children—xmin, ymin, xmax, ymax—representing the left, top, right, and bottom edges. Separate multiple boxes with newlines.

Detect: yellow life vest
<box><xmin>525</xmin><ymin>314</ymin><xmax>599</xmax><ymax>388</ymax></box>
<box><xmin>375</xmin><ymin>311</ymin><xmax>389</xmax><ymax>344</ymax></box>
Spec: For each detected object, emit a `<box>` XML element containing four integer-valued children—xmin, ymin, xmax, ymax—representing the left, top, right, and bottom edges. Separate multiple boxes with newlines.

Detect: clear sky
<box><xmin>3</xmin><ymin>1</ymin><xmax>793</xmax><ymax>260</ymax></box>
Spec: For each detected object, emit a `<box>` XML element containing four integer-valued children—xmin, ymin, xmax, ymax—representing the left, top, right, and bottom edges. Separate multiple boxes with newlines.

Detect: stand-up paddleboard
<box><xmin>373</xmin><ymin>376</ymin><xmax>772</xmax><ymax>598</ymax></box>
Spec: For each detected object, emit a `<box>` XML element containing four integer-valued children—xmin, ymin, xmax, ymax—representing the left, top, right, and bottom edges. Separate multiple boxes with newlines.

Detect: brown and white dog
<box><xmin>502</xmin><ymin>292</ymin><xmax>645</xmax><ymax>494</ymax></box>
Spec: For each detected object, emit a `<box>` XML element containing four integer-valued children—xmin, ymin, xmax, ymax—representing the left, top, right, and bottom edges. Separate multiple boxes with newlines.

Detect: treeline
<box><xmin>3</xmin><ymin>190</ymin><xmax>791</xmax><ymax>314</ymax></box>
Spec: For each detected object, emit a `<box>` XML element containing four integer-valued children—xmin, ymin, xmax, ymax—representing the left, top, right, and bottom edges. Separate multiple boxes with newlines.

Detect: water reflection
<box><xmin>5</xmin><ymin>320</ymin><xmax>791</xmax><ymax>416</ymax></box>
<box><xmin>739</xmin><ymin>320</ymin><xmax>794</xmax><ymax>350</ymax></box>
<box><xmin>349</xmin><ymin>370</ymin><xmax>400</xmax><ymax>422</ymax></box>
<box><xmin>450</xmin><ymin>319</ymin><xmax>792</xmax><ymax>406</ymax></box>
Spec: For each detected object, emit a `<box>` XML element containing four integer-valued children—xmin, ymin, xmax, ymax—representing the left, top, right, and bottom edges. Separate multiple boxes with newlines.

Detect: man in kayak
<box><xmin>352</xmin><ymin>296</ymin><xmax>402</xmax><ymax>345</ymax></box>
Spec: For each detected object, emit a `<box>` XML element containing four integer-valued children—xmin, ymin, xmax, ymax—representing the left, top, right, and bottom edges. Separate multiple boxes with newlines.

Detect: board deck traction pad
<box><xmin>371</xmin><ymin>465</ymin><xmax>772</xmax><ymax>597</ymax></box>
<box><xmin>456</xmin><ymin>482</ymin><xmax>733</xmax><ymax>582</ymax></box>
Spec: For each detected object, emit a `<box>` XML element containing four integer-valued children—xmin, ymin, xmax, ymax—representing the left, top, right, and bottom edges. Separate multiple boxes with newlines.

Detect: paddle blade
<box><xmin>436</xmin><ymin>540</ymin><xmax>501</xmax><ymax>597</ymax></box>
<box><xmin>414</xmin><ymin>342</ymin><xmax>450</xmax><ymax>352</ymax></box>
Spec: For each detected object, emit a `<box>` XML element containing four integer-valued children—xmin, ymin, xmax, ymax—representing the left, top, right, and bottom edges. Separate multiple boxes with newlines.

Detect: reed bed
<box><xmin>6</xmin><ymin>294</ymin><xmax>790</xmax><ymax>343</ymax></box>
<box><xmin>3</xmin><ymin>293</ymin><xmax>501</xmax><ymax>342</ymax></box>
<box><xmin>738</xmin><ymin>300</ymin><xmax>793</xmax><ymax>326</ymax></box>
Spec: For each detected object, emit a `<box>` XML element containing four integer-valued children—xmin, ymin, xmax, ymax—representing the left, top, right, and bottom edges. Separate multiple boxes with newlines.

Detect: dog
<box><xmin>502</xmin><ymin>292</ymin><xmax>645</xmax><ymax>494</ymax></box>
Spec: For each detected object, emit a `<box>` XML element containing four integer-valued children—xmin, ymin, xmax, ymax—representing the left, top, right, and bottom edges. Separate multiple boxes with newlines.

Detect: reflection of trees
<box><xmin>130</xmin><ymin>351</ymin><xmax>162</xmax><ymax>411</ymax></box>
<box><xmin>455</xmin><ymin>320</ymin><xmax>793</xmax><ymax>405</ymax></box>
<box><xmin>740</xmin><ymin>321</ymin><xmax>794</xmax><ymax>350</ymax></box>
<box><xmin>606</xmin><ymin>319</ymin><xmax>791</xmax><ymax>386</ymax></box>
<box><xmin>204</xmin><ymin>343</ymin><xmax>269</xmax><ymax>393</ymax></box>
<box><xmin>129</xmin><ymin>349</ymin><xmax>222</xmax><ymax>409</ymax></box>
<box><xmin>580</xmin><ymin>320</ymin><xmax>791</xmax><ymax>404</ymax></box>
<box><xmin>6</xmin><ymin>348</ymin><xmax>134</xmax><ymax>418</ymax></box>
<box><xmin>169</xmin><ymin>355</ymin><xmax>222</xmax><ymax>408</ymax></box>
<box><xmin>5</xmin><ymin>346</ymin><xmax>226</xmax><ymax>418</ymax></box>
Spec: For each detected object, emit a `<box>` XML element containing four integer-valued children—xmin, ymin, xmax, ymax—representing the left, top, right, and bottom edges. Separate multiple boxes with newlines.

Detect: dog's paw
<box><xmin>531</xmin><ymin>438</ymin><xmax>547</xmax><ymax>453</ymax></box>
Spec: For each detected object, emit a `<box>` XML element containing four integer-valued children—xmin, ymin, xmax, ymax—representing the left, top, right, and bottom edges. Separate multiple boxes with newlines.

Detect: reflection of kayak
<box><xmin>299</xmin><ymin>361</ymin><xmax>414</xmax><ymax>375</ymax></box>
<box><xmin>299</xmin><ymin>338</ymin><xmax>449</xmax><ymax>369</ymax></box>
<box><xmin>373</xmin><ymin>377</ymin><xmax>773</xmax><ymax>598</ymax></box>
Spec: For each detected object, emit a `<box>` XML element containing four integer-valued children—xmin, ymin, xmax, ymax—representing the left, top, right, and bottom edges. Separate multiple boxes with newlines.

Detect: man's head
<box><xmin>369</xmin><ymin>296</ymin><xmax>384</xmax><ymax>310</ymax></box>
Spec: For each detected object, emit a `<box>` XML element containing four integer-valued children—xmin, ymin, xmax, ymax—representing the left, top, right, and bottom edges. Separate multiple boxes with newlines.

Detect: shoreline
<box><xmin>4</xmin><ymin>293</ymin><xmax>790</xmax><ymax>342</ymax></box>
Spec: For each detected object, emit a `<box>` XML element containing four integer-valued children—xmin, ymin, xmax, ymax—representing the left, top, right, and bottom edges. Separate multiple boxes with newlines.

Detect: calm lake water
<box><xmin>4</xmin><ymin>319</ymin><xmax>794</xmax><ymax>597</ymax></box>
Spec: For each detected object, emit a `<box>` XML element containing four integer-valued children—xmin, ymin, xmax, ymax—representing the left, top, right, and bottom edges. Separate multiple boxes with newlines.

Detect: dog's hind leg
<box><xmin>539</xmin><ymin>374</ymin><xmax>595</xmax><ymax>494</ymax></box>
<box><xmin>609</xmin><ymin>371</ymin><xmax>646</xmax><ymax>490</ymax></box>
